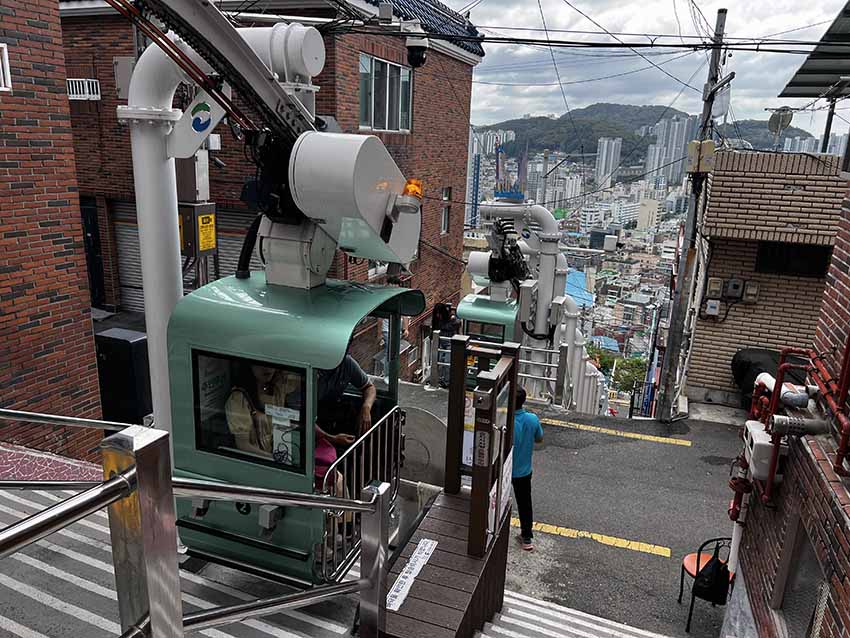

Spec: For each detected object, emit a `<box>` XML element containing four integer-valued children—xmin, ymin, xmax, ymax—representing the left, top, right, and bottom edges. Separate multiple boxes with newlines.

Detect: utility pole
<box><xmin>657</xmin><ymin>8</ymin><xmax>729</xmax><ymax>422</ymax></box>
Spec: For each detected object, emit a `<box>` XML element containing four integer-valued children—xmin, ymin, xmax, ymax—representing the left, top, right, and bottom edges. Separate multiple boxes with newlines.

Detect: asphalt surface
<box><xmin>401</xmin><ymin>383</ymin><xmax>743</xmax><ymax>638</ymax></box>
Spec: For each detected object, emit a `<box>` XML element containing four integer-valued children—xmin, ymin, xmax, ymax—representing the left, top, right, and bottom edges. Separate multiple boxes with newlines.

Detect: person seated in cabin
<box><xmin>316</xmin><ymin>353</ymin><xmax>377</xmax><ymax>439</ymax></box>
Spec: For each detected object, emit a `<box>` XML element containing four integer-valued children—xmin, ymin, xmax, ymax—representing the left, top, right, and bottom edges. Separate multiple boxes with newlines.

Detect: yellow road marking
<box><xmin>540</xmin><ymin>418</ymin><xmax>692</xmax><ymax>447</ymax></box>
<box><xmin>511</xmin><ymin>518</ymin><xmax>671</xmax><ymax>558</ymax></box>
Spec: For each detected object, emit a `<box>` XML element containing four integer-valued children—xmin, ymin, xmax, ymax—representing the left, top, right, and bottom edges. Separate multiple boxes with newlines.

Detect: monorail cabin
<box><xmin>168</xmin><ymin>272</ymin><xmax>424</xmax><ymax>584</ymax></box>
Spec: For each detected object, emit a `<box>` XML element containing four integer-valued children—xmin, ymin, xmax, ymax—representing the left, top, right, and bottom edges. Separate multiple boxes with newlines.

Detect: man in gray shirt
<box><xmin>317</xmin><ymin>354</ymin><xmax>376</xmax><ymax>436</ymax></box>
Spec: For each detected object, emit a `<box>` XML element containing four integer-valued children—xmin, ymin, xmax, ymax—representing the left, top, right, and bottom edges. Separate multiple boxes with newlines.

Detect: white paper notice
<box><xmin>385</xmin><ymin>538</ymin><xmax>438</xmax><ymax>611</ymax></box>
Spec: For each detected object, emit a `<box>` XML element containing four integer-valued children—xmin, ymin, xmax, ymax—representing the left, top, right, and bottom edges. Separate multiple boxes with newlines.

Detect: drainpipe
<box><xmin>118</xmin><ymin>40</ymin><xmax>200</xmax><ymax>437</ymax></box>
<box><xmin>563</xmin><ymin>296</ymin><xmax>579</xmax><ymax>409</ymax></box>
<box><xmin>572</xmin><ymin>330</ymin><xmax>586</xmax><ymax>412</ymax></box>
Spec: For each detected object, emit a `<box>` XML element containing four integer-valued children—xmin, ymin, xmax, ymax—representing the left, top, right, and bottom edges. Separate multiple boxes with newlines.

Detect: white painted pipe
<box><xmin>554</xmin><ymin>252</ymin><xmax>568</xmax><ymax>304</ymax></box>
<box><xmin>571</xmin><ymin>331</ymin><xmax>585</xmax><ymax>411</ymax></box>
<box><xmin>123</xmin><ymin>27</ymin><xmax>304</xmax><ymax>437</ymax></box>
<box><xmin>582</xmin><ymin>363</ymin><xmax>593</xmax><ymax>414</ymax></box>
<box><xmin>479</xmin><ymin>202</ymin><xmax>560</xmax><ymax>235</ymax></box>
<box><xmin>123</xmin><ymin>41</ymin><xmax>198</xmax><ymax>438</ymax></box>
<box><xmin>562</xmin><ymin>296</ymin><xmax>579</xmax><ymax>408</ymax></box>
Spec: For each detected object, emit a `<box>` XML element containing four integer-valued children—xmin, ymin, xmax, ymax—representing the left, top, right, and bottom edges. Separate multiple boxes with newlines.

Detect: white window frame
<box><xmin>0</xmin><ymin>44</ymin><xmax>12</xmax><ymax>93</ymax></box>
<box><xmin>442</xmin><ymin>186</ymin><xmax>452</xmax><ymax>201</ymax></box>
<box><xmin>359</xmin><ymin>53</ymin><xmax>412</xmax><ymax>134</ymax></box>
<box><xmin>441</xmin><ymin>205</ymin><xmax>451</xmax><ymax>235</ymax></box>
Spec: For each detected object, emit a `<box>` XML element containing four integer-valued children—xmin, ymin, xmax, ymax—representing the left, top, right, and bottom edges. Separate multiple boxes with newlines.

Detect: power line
<box><xmin>558</xmin><ymin>0</ymin><xmax>700</xmax><ymax>92</ymax></box>
<box><xmin>536</xmin><ymin>0</ymin><xmax>580</xmax><ymax>141</ymax></box>
<box><xmin>469</xmin><ymin>50</ymin><xmax>696</xmax><ymax>86</ymax></box>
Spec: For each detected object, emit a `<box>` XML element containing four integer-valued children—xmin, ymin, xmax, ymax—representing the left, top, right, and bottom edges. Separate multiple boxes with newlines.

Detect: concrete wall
<box><xmin>0</xmin><ymin>0</ymin><xmax>102</xmax><ymax>460</ymax></box>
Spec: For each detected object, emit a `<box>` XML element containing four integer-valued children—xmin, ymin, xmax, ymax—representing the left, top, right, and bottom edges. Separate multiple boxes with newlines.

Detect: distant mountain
<box><xmin>479</xmin><ymin>103</ymin><xmax>814</xmax><ymax>163</ymax></box>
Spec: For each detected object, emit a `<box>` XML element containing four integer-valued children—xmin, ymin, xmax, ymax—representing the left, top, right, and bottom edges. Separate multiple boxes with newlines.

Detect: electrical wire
<box><xmin>558</xmin><ymin>0</ymin><xmax>700</xmax><ymax>92</ymax></box>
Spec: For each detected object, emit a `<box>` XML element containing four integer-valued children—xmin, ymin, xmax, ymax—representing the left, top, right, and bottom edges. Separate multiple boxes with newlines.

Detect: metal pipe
<box><xmin>0</xmin><ymin>468</ymin><xmax>136</xmax><ymax>558</ymax></box>
<box><xmin>172</xmin><ymin>477</ymin><xmax>376</xmax><ymax>514</ymax></box>
<box><xmin>0</xmin><ymin>408</ymin><xmax>131</xmax><ymax>431</ymax></box>
<box><xmin>517</xmin><ymin>373</ymin><xmax>557</xmax><ymax>383</ymax></box>
<box><xmin>0</xmin><ymin>480</ymin><xmax>101</xmax><ymax>490</ymax></box>
<box><xmin>183</xmin><ymin>580</ymin><xmax>364</xmax><ymax>632</ymax></box>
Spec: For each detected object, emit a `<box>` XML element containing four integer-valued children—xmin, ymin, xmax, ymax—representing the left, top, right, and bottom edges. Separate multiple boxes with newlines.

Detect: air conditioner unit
<box><xmin>745</xmin><ymin>420</ymin><xmax>787</xmax><ymax>482</ymax></box>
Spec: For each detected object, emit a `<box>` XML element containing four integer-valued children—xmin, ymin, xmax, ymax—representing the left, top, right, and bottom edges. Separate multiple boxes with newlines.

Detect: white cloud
<box><xmin>441</xmin><ymin>0</ymin><xmax>846</xmax><ymax>136</ymax></box>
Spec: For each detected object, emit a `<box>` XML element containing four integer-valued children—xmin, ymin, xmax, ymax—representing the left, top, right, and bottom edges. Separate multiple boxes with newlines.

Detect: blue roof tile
<box><xmin>364</xmin><ymin>0</ymin><xmax>484</xmax><ymax>57</ymax></box>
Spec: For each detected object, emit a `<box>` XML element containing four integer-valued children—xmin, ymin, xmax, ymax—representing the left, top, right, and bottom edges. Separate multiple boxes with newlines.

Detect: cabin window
<box><xmin>192</xmin><ymin>350</ymin><xmax>306</xmax><ymax>472</ymax></box>
<box><xmin>465</xmin><ymin>320</ymin><xmax>505</xmax><ymax>343</ymax></box>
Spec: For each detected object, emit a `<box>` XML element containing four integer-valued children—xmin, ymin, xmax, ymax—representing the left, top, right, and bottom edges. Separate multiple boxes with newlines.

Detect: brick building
<box><xmin>734</xmin><ymin>180</ymin><xmax>850</xmax><ymax>638</ymax></box>
<box><xmin>57</xmin><ymin>0</ymin><xmax>481</xmax><ymax>382</ymax></box>
<box><xmin>685</xmin><ymin>152</ymin><xmax>846</xmax><ymax>406</ymax></box>
<box><xmin>0</xmin><ymin>0</ymin><xmax>102</xmax><ymax>460</ymax></box>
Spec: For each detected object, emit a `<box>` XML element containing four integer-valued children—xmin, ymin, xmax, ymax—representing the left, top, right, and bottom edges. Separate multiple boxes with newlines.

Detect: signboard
<box><xmin>386</xmin><ymin>539</ymin><xmax>438</xmax><ymax>611</ymax></box>
<box><xmin>197</xmin><ymin>213</ymin><xmax>216</xmax><ymax>251</ymax></box>
<box><xmin>488</xmin><ymin>452</ymin><xmax>513</xmax><ymax>534</ymax></box>
<box><xmin>462</xmin><ymin>390</ymin><xmax>475</xmax><ymax>467</ymax></box>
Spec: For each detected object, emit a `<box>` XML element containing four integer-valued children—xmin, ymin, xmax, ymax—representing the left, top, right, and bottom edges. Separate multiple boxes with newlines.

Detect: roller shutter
<box><xmin>110</xmin><ymin>201</ymin><xmax>262</xmax><ymax>313</ymax></box>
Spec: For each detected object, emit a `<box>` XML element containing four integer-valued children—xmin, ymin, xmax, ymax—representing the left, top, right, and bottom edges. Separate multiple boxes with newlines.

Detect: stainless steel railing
<box><xmin>0</xmin><ymin>408</ymin><xmax>392</xmax><ymax>638</ymax></box>
<box><xmin>320</xmin><ymin>405</ymin><xmax>403</xmax><ymax>582</ymax></box>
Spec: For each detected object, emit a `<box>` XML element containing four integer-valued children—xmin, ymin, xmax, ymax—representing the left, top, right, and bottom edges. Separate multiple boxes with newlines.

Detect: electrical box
<box><xmin>206</xmin><ymin>133</ymin><xmax>222</xmax><ymax>152</ymax></box>
<box><xmin>112</xmin><ymin>56</ymin><xmax>135</xmax><ymax>100</ymax></box>
<box><xmin>725</xmin><ymin>278</ymin><xmax>744</xmax><ymax>299</ymax></box>
<box><xmin>705</xmin><ymin>299</ymin><xmax>721</xmax><ymax>316</ymax></box>
<box><xmin>95</xmin><ymin>328</ymin><xmax>152</xmax><ymax>425</ymax></box>
<box><xmin>179</xmin><ymin>202</ymin><xmax>217</xmax><ymax>258</ymax></box>
<box><xmin>706</xmin><ymin>277</ymin><xmax>723</xmax><ymax>299</ymax></box>
<box><xmin>518</xmin><ymin>280</ymin><xmax>538</xmax><ymax>324</ymax></box>
<box><xmin>743</xmin><ymin>280</ymin><xmax>760</xmax><ymax>303</ymax></box>
<box><xmin>745</xmin><ymin>420</ymin><xmax>787</xmax><ymax>482</ymax></box>
<box><xmin>686</xmin><ymin>140</ymin><xmax>716</xmax><ymax>173</ymax></box>
<box><xmin>176</xmin><ymin>149</ymin><xmax>210</xmax><ymax>202</ymax></box>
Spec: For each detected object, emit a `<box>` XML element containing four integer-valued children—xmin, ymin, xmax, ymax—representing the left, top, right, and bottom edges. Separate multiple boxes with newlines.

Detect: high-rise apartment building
<box><xmin>595</xmin><ymin>137</ymin><xmax>622</xmax><ymax>189</ymax></box>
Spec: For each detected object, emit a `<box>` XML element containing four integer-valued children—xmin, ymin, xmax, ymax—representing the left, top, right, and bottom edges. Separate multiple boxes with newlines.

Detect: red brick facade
<box><xmin>739</xmin><ymin>184</ymin><xmax>850</xmax><ymax>637</ymax></box>
<box><xmin>59</xmin><ymin>13</ymin><xmax>474</xmax><ymax>379</ymax></box>
<box><xmin>0</xmin><ymin>0</ymin><xmax>102</xmax><ymax>461</ymax></box>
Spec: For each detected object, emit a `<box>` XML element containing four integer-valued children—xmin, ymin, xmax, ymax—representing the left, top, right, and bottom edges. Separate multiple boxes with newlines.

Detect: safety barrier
<box><xmin>320</xmin><ymin>405</ymin><xmax>402</xmax><ymax>582</ymax></box>
<box><xmin>428</xmin><ymin>331</ymin><xmax>573</xmax><ymax>407</ymax></box>
<box><xmin>0</xmin><ymin>408</ymin><xmax>391</xmax><ymax>638</ymax></box>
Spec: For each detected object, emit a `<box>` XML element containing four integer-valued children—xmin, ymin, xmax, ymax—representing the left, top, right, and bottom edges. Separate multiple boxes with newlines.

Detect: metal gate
<box><xmin>111</xmin><ymin>200</ymin><xmax>262</xmax><ymax>312</ymax></box>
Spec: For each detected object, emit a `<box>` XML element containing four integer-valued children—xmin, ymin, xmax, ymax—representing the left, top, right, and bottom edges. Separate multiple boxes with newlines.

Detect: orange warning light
<box><xmin>403</xmin><ymin>179</ymin><xmax>423</xmax><ymax>200</ymax></box>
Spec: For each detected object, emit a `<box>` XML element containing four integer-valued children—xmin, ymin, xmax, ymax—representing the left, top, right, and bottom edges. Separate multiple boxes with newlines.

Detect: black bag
<box><xmin>692</xmin><ymin>545</ymin><xmax>730</xmax><ymax>605</ymax></box>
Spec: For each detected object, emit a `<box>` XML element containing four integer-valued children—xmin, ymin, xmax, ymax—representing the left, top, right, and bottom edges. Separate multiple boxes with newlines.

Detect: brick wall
<box><xmin>687</xmin><ymin>151</ymin><xmax>846</xmax><ymax>404</ymax></box>
<box><xmin>740</xmin><ymin>436</ymin><xmax>850</xmax><ymax>638</ymax></box>
<box><xmin>687</xmin><ymin>240</ymin><xmax>826</xmax><ymax>400</ymax></box>
<box><xmin>703</xmin><ymin>152</ymin><xmax>845</xmax><ymax>245</ymax></box>
<box><xmin>0</xmin><ymin>0</ymin><xmax>102</xmax><ymax>461</ymax></box>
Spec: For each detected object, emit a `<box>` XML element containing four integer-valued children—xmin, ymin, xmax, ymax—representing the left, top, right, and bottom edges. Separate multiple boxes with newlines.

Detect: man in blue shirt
<box><xmin>512</xmin><ymin>386</ymin><xmax>543</xmax><ymax>551</ymax></box>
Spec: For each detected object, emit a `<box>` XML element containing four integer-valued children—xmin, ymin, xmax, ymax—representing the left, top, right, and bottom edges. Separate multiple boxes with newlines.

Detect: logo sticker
<box><xmin>191</xmin><ymin>102</ymin><xmax>212</xmax><ymax>133</ymax></box>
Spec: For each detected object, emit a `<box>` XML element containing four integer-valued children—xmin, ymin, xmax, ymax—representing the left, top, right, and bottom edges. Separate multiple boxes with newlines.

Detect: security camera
<box><xmin>406</xmin><ymin>34</ymin><xmax>429</xmax><ymax>69</ymax></box>
<box><xmin>403</xmin><ymin>21</ymin><xmax>429</xmax><ymax>69</ymax></box>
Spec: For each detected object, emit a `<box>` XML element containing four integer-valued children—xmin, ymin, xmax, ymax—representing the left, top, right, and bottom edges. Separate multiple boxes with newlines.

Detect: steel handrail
<box><xmin>0</xmin><ymin>467</ymin><xmax>137</xmax><ymax>558</ymax></box>
<box><xmin>172</xmin><ymin>477</ymin><xmax>377</xmax><ymax>513</ymax></box>
<box><xmin>0</xmin><ymin>480</ymin><xmax>102</xmax><ymax>490</ymax></box>
<box><xmin>0</xmin><ymin>407</ymin><xmax>132</xmax><ymax>431</ymax></box>
<box><xmin>182</xmin><ymin>579</ymin><xmax>365</xmax><ymax>632</ymax></box>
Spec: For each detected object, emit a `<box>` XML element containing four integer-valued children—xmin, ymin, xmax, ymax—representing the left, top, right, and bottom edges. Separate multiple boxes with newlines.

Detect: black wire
<box><xmin>536</xmin><ymin>0</ymin><xmax>580</xmax><ymax>143</ymax></box>
<box><xmin>419</xmin><ymin>238</ymin><xmax>466</xmax><ymax>266</ymax></box>
<box><xmin>558</xmin><ymin>0</ymin><xmax>700</xmax><ymax>92</ymax></box>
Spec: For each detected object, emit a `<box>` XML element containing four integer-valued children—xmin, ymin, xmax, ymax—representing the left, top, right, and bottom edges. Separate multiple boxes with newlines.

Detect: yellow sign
<box><xmin>178</xmin><ymin>213</ymin><xmax>184</xmax><ymax>249</ymax></box>
<box><xmin>197</xmin><ymin>213</ymin><xmax>216</xmax><ymax>251</ymax></box>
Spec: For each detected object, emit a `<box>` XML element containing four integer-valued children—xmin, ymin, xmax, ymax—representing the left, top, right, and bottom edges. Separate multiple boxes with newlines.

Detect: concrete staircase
<box><xmin>479</xmin><ymin>590</ymin><xmax>675</xmax><ymax>638</ymax></box>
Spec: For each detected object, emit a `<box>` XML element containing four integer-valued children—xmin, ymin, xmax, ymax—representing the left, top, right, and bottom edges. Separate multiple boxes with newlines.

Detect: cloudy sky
<box><xmin>441</xmin><ymin>0</ymin><xmax>847</xmax><ymax>135</ymax></box>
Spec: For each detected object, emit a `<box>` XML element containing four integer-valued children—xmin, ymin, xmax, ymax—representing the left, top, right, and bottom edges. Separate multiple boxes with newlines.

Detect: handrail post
<box><xmin>429</xmin><ymin>330</ymin><xmax>441</xmax><ymax>387</ymax></box>
<box><xmin>360</xmin><ymin>480</ymin><xmax>390</xmax><ymax>638</ymax></box>
<box><xmin>102</xmin><ymin>426</ymin><xmax>183</xmax><ymax>638</ymax></box>
<box><xmin>555</xmin><ymin>343</ymin><xmax>569</xmax><ymax>406</ymax></box>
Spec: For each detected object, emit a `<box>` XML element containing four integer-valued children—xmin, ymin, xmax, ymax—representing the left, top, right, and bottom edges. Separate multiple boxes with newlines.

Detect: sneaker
<box><xmin>521</xmin><ymin>539</ymin><xmax>534</xmax><ymax>552</ymax></box>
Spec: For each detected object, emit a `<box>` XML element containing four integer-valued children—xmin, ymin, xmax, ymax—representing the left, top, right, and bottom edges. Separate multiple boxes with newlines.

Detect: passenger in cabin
<box><xmin>316</xmin><ymin>353</ymin><xmax>376</xmax><ymax>437</ymax></box>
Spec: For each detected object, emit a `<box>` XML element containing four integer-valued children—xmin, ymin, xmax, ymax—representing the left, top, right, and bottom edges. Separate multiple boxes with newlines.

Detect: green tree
<box><xmin>613</xmin><ymin>357</ymin><xmax>648</xmax><ymax>392</ymax></box>
<box><xmin>586</xmin><ymin>343</ymin><xmax>617</xmax><ymax>375</ymax></box>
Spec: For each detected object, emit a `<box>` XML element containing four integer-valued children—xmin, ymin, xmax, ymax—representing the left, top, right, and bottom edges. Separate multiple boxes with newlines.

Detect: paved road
<box><xmin>505</xmin><ymin>410</ymin><xmax>742</xmax><ymax>638</ymax></box>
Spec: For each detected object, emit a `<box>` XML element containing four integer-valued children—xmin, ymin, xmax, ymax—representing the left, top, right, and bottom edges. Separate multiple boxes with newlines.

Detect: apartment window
<box><xmin>442</xmin><ymin>187</ymin><xmax>452</xmax><ymax>201</ymax></box>
<box><xmin>0</xmin><ymin>44</ymin><xmax>11</xmax><ymax>92</ymax></box>
<box><xmin>756</xmin><ymin>242</ymin><xmax>832</xmax><ymax>279</ymax></box>
<box><xmin>441</xmin><ymin>206</ymin><xmax>451</xmax><ymax>234</ymax></box>
<box><xmin>368</xmin><ymin>260</ymin><xmax>388</xmax><ymax>280</ymax></box>
<box><xmin>359</xmin><ymin>53</ymin><xmax>413</xmax><ymax>132</ymax></box>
